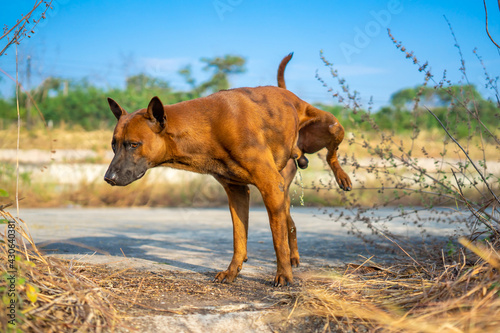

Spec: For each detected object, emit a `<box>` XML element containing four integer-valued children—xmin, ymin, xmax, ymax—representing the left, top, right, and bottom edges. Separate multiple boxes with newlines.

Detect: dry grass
<box><xmin>275</xmin><ymin>239</ymin><xmax>500</xmax><ymax>332</ymax></box>
<box><xmin>0</xmin><ymin>126</ymin><xmax>112</xmax><ymax>152</ymax></box>
<box><xmin>0</xmin><ymin>208</ymin><xmax>119</xmax><ymax>332</ymax></box>
<box><xmin>342</xmin><ymin>129</ymin><xmax>500</xmax><ymax>161</ymax></box>
<box><xmin>1</xmin><ymin>126</ymin><xmax>498</xmax><ymax>161</ymax></box>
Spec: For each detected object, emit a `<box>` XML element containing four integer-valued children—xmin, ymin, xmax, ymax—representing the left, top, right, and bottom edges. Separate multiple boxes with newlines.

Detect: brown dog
<box><xmin>104</xmin><ymin>53</ymin><xmax>351</xmax><ymax>286</ymax></box>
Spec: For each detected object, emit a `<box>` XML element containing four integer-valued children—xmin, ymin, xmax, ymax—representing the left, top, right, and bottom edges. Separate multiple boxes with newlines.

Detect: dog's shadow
<box><xmin>33</xmin><ymin>226</ymin><xmax>415</xmax><ymax>274</ymax></box>
<box><xmin>33</xmin><ymin>223</ymin><xmax>279</xmax><ymax>273</ymax></box>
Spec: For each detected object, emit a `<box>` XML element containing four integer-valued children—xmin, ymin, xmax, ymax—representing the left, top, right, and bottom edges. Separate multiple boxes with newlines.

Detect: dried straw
<box><xmin>0</xmin><ymin>208</ymin><xmax>119</xmax><ymax>332</ymax></box>
<box><xmin>277</xmin><ymin>241</ymin><xmax>500</xmax><ymax>332</ymax></box>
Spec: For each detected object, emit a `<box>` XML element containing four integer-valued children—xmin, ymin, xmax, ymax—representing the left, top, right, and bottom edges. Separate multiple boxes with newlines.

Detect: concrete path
<box><xmin>16</xmin><ymin>207</ymin><xmax>462</xmax><ymax>272</ymax></box>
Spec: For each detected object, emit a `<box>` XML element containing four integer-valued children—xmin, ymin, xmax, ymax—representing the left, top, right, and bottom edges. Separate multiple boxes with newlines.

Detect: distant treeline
<box><xmin>0</xmin><ymin>55</ymin><xmax>498</xmax><ymax>136</ymax></box>
<box><xmin>319</xmin><ymin>85</ymin><xmax>499</xmax><ymax>138</ymax></box>
<box><xmin>0</xmin><ymin>55</ymin><xmax>247</xmax><ymax>129</ymax></box>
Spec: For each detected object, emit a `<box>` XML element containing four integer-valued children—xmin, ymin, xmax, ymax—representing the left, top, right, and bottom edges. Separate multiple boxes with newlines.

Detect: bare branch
<box><xmin>483</xmin><ymin>0</ymin><xmax>500</xmax><ymax>49</ymax></box>
<box><xmin>0</xmin><ymin>0</ymin><xmax>53</xmax><ymax>57</ymax></box>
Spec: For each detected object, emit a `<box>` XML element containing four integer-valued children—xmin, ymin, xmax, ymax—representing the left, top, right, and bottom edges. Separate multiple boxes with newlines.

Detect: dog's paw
<box><xmin>273</xmin><ymin>274</ymin><xmax>293</xmax><ymax>287</ymax></box>
<box><xmin>213</xmin><ymin>270</ymin><xmax>238</xmax><ymax>283</ymax></box>
<box><xmin>335</xmin><ymin>169</ymin><xmax>352</xmax><ymax>191</ymax></box>
<box><xmin>290</xmin><ymin>256</ymin><xmax>300</xmax><ymax>267</ymax></box>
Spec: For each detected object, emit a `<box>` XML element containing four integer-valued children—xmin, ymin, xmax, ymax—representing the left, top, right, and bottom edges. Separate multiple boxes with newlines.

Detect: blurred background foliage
<box><xmin>0</xmin><ymin>53</ymin><xmax>498</xmax><ymax>137</ymax></box>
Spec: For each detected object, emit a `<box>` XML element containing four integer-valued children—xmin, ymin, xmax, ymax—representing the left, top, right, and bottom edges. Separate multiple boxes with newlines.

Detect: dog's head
<box><xmin>104</xmin><ymin>96</ymin><xmax>167</xmax><ymax>186</ymax></box>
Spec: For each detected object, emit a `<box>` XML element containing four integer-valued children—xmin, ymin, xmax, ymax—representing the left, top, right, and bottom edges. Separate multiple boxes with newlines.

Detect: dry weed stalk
<box><xmin>0</xmin><ymin>208</ymin><xmax>119</xmax><ymax>332</ymax></box>
<box><xmin>278</xmin><ymin>239</ymin><xmax>500</xmax><ymax>332</ymax></box>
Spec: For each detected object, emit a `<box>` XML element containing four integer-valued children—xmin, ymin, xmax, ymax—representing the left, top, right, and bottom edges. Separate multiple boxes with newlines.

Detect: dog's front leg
<box><xmin>281</xmin><ymin>158</ymin><xmax>300</xmax><ymax>267</ymax></box>
<box><xmin>214</xmin><ymin>181</ymin><xmax>250</xmax><ymax>283</ymax></box>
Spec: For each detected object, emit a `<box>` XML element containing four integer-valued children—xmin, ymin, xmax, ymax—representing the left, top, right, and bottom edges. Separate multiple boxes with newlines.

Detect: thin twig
<box><xmin>483</xmin><ymin>0</ymin><xmax>500</xmax><ymax>49</ymax></box>
<box><xmin>0</xmin><ymin>1</ymin><xmax>53</xmax><ymax>57</ymax></box>
<box><xmin>0</xmin><ymin>67</ymin><xmax>50</xmax><ymax>127</ymax></box>
<box><xmin>15</xmin><ymin>44</ymin><xmax>31</xmax><ymax>261</ymax></box>
<box><xmin>379</xmin><ymin>232</ymin><xmax>430</xmax><ymax>275</ymax></box>
<box><xmin>425</xmin><ymin>106</ymin><xmax>500</xmax><ymax>205</ymax></box>
<box><xmin>451</xmin><ymin>170</ymin><xmax>498</xmax><ymax>234</ymax></box>
<box><xmin>15</xmin><ymin>45</ymin><xmax>20</xmax><ymax>218</ymax></box>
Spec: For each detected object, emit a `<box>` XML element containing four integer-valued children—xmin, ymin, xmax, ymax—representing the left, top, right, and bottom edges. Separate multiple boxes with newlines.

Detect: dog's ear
<box><xmin>107</xmin><ymin>98</ymin><xmax>127</xmax><ymax>120</ymax></box>
<box><xmin>146</xmin><ymin>96</ymin><xmax>166</xmax><ymax>132</ymax></box>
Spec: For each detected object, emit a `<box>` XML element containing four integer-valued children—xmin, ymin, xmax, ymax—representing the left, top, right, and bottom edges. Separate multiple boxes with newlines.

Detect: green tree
<box><xmin>390</xmin><ymin>84</ymin><xmax>483</xmax><ymax>111</ymax></box>
<box><xmin>385</xmin><ymin>84</ymin><xmax>497</xmax><ymax>138</ymax></box>
<box><xmin>198</xmin><ymin>55</ymin><xmax>246</xmax><ymax>94</ymax></box>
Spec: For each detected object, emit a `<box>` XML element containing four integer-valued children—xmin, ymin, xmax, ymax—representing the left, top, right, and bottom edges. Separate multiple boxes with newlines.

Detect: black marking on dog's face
<box><xmin>104</xmin><ymin>137</ymin><xmax>149</xmax><ymax>186</ymax></box>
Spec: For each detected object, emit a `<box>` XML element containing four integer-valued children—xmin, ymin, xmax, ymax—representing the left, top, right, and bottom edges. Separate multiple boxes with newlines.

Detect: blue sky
<box><xmin>1</xmin><ymin>0</ymin><xmax>499</xmax><ymax>111</ymax></box>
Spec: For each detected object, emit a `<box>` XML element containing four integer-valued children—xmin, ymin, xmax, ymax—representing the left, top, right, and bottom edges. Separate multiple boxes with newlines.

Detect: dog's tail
<box><xmin>277</xmin><ymin>52</ymin><xmax>293</xmax><ymax>89</ymax></box>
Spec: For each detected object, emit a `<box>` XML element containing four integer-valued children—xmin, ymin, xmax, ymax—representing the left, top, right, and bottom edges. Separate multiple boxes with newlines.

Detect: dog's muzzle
<box><xmin>104</xmin><ymin>171</ymin><xmax>119</xmax><ymax>186</ymax></box>
<box><xmin>104</xmin><ymin>168</ymin><xmax>146</xmax><ymax>186</ymax></box>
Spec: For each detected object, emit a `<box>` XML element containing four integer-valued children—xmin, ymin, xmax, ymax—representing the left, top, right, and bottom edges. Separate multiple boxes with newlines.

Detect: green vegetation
<box><xmin>317</xmin><ymin>84</ymin><xmax>499</xmax><ymax>138</ymax></box>
<box><xmin>0</xmin><ymin>54</ymin><xmax>247</xmax><ymax>130</ymax></box>
<box><xmin>0</xmin><ymin>53</ymin><xmax>497</xmax><ymax>135</ymax></box>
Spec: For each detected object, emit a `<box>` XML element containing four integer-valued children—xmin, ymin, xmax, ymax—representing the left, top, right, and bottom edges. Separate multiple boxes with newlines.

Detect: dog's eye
<box><xmin>111</xmin><ymin>140</ymin><xmax>117</xmax><ymax>153</ymax></box>
<box><xmin>128</xmin><ymin>142</ymin><xmax>140</xmax><ymax>150</ymax></box>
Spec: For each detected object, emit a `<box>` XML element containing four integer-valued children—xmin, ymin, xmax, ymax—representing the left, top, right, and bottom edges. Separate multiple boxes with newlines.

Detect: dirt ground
<box><xmin>86</xmin><ymin>267</ymin><xmax>286</xmax><ymax>316</ymax></box>
<box><xmin>81</xmin><ymin>265</ymin><xmax>347</xmax><ymax>332</ymax></box>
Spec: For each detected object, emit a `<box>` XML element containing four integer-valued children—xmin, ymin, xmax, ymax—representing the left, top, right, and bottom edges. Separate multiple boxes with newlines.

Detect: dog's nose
<box><xmin>104</xmin><ymin>172</ymin><xmax>118</xmax><ymax>186</ymax></box>
<box><xmin>104</xmin><ymin>176</ymin><xmax>116</xmax><ymax>186</ymax></box>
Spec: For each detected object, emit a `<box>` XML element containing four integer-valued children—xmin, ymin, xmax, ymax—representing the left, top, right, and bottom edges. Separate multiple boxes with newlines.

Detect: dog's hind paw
<box><xmin>335</xmin><ymin>169</ymin><xmax>352</xmax><ymax>191</ymax></box>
